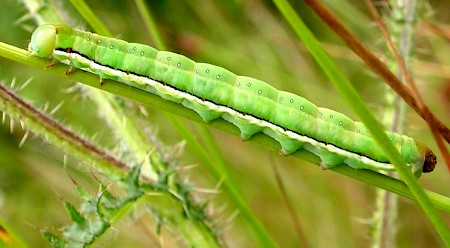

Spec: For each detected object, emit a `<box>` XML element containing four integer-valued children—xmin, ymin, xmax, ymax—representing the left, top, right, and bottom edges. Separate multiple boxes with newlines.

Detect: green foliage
<box><xmin>42</xmin><ymin>166</ymin><xmax>142</xmax><ymax>247</ymax></box>
<box><xmin>0</xmin><ymin>0</ymin><xmax>449</xmax><ymax>247</ymax></box>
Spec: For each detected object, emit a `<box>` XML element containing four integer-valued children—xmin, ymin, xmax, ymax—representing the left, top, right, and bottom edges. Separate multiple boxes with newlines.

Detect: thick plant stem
<box><xmin>84</xmin><ymin>89</ymin><xmax>162</xmax><ymax>180</ymax></box>
<box><xmin>1</xmin><ymin>41</ymin><xmax>450</xmax><ymax>213</ymax></box>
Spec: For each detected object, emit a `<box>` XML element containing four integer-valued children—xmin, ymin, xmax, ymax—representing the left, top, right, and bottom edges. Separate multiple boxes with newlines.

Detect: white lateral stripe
<box><xmin>55</xmin><ymin>50</ymin><xmax>400</xmax><ymax>171</ymax></box>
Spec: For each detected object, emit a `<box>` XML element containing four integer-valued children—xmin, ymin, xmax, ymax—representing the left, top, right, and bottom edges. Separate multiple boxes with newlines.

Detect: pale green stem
<box><xmin>372</xmin><ymin>1</ymin><xmax>417</xmax><ymax>247</ymax></box>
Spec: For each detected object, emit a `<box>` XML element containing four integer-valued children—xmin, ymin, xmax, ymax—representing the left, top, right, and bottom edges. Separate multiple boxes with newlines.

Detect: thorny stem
<box><xmin>0</xmin><ymin>83</ymin><xmax>127</xmax><ymax>179</ymax></box>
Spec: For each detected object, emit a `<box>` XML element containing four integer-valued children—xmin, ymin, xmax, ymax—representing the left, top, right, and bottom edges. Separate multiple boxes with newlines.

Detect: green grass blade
<box><xmin>67</xmin><ymin>0</ymin><xmax>113</xmax><ymax>37</ymax></box>
<box><xmin>0</xmin><ymin>216</ymin><xmax>29</xmax><ymax>248</ymax></box>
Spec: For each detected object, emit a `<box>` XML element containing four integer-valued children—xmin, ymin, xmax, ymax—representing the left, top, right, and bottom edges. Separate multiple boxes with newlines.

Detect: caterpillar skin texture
<box><xmin>29</xmin><ymin>25</ymin><xmax>436</xmax><ymax>176</ymax></box>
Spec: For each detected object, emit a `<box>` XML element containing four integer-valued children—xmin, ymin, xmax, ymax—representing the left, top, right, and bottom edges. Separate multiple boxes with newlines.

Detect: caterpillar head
<box><xmin>422</xmin><ymin>148</ymin><xmax>437</xmax><ymax>173</ymax></box>
<box><xmin>415</xmin><ymin>142</ymin><xmax>436</xmax><ymax>174</ymax></box>
<box><xmin>410</xmin><ymin>143</ymin><xmax>436</xmax><ymax>177</ymax></box>
<box><xmin>28</xmin><ymin>25</ymin><xmax>57</xmax><ymax>58</ymax></box>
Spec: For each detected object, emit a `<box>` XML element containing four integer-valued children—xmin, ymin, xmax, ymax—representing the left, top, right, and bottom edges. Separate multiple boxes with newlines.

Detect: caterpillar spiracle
<box><xmin>28</xmin><ymin>24</ymin><xmax>437</xmax><ymax>176</ymax></box>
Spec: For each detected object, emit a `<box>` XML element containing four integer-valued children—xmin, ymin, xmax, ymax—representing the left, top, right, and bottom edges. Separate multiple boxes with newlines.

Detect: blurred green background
<box><xmin>0</xmin><ymin>0</ymin><xmax>449</xmax><ymax>247</ymax></box>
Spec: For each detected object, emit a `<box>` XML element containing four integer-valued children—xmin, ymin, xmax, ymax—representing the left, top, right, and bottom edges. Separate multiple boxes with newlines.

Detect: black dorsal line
<box><xmin>55</xmin><ymin>47</ymin><xmax>393</xmax><ymax>166</ymax></box>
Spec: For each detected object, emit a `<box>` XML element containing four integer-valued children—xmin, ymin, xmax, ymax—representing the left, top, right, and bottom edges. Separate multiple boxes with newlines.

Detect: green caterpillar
<box><xmin>28</xmin><ymin>24</ymin><xmax>436</xmax><ymax>176</ymax></box>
